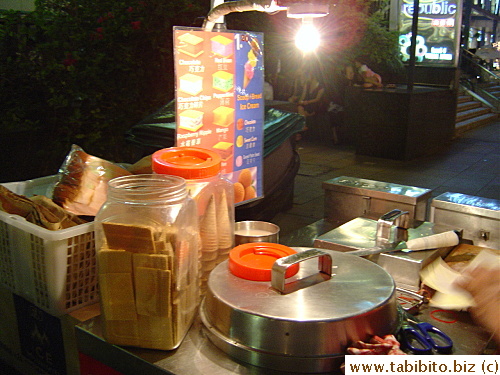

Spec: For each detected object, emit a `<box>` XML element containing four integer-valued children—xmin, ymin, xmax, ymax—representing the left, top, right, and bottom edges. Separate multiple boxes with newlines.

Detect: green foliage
<box><xmin>0</xmin><ymin>0</ymin><xmax>207</xmax><ymax>172</ymax></box>
<box><xmin>351</xmin><ymin>15</ymin><xmax>404</xmax><ymax>81</ymax></box>
<box><xmin>323</xmin><ymin>0</ymin><xmax>404</xmax><ymax>81</ymax></box>
<box><xmin>0</xmin><ymin>0</ymin><xmax>402</xmax><ymax>179</ymax></box>
<box><xmin>229</xmin><ymin>0</ymin><xmax>403</xmax><ymax>85</ymax></box>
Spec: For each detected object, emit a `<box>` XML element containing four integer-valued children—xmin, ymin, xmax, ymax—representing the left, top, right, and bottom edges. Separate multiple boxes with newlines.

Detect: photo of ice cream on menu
<box><xmin>173</xmin><ymin>27</ymin><xmax>264</xmax><ymax>205</ymax></box>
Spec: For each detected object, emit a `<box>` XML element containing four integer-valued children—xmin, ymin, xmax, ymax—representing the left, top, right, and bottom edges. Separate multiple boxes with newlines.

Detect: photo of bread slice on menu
<box><xmin>177</xmin><ymin>33</ymin><xmax>204</xmax><ymax>58</ymax></box>
<box><xmin>212</xmin><ymin>141</ymin><xmax>233</xmax><ymax>161</ymax></box>
<box><xmin>212</xmin><ymin>71</ymin><xmax>233</xmax><ymax>92</ymax></box>
<box><xmin>179</xmin><ymin>109</ymin><xmax>204</xmax><ymax>132</ymax></box>
<box><xmin>210</xmin><ymin>35</ymin><xmax>233</xmax><ymax>58</ymax></box>
<box><xmin>179</xmin><ymin>73</ymin><xmax>203</xmax><ymax>96</ymax></box>
<box><xmin>213</xmin><ymin>106</ymin><xmax>234</xmax><ymax>127</ymax></box>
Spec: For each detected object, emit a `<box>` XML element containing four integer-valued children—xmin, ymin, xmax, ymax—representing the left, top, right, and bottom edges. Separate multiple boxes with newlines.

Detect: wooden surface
<box><xmin>445</xmin><ymin>243</ymin><xmax>499</xmax><ymax>272</ymax></box>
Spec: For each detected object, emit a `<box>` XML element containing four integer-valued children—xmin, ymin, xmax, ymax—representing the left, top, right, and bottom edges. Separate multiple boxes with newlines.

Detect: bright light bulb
<box><xmin>295</xmin><ymin>18</ymin><xmax>320</xmax><ymax>53</ymax></box>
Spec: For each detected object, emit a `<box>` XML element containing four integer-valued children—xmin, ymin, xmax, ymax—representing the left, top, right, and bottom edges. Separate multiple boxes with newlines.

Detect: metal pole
<box><xmin>407</xmin><ymin>0</ymin><xmax>419</xmax><ymax>91</ymax></box>
<box><xmin>210</xmin><ymin>0</ymin><xmax>227</xmax><ymax>31</ymax></box>
<box><xmin>462</xmin><ymin>0</ymin><xmax>472</xmax><ymax>50</ymax></box>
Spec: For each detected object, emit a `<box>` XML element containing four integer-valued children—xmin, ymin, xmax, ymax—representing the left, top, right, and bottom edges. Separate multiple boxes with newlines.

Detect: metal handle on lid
<box><xmin>271</xmin><ymin>249</ymin><xmax>332</xmax><ymax>294</ymax></box>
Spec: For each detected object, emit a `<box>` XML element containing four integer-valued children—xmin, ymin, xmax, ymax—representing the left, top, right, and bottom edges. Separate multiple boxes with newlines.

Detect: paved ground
<box><xmin>272</xmin><ymin>121</ymin><xmax>499</xmax><ymax>237</ymax></box>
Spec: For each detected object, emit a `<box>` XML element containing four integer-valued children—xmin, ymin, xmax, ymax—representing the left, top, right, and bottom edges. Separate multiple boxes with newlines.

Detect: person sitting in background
<box><xmin>288</xmin><ymin>70</ymin><xmax>308</xmax><ymax>106</ymax></box>
<box><xmin>288</xmin><ymin>68</ymin><xmax>326</xmax><ymax>140</ymax></box>
<box><xmin>346</xmin><ymin>60</ymin><xmax>383</xmax><ymax>88</ymax></box>
<box><xmin>327</xmin><ymin>101</ymin><xmax>344</xmax><ymax>145</ymax></box>
<box><xmin>290</xmin><ymin>70</ymin><xmax>326</xmax><ymax>118</ymax></box>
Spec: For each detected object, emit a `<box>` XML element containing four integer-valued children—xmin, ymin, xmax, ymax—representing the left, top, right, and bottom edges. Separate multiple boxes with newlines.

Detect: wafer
<box><xmin>102</xmin><ymin>222</ymin><xmax>156</xmax><ymax>253</ymax></box>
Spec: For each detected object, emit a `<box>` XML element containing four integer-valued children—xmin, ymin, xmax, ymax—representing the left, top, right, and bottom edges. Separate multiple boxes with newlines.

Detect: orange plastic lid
<box><xmin>229</xmin><ymin>243</ymin><xmax>299</xmax><ymax>281</ymax></box>
<box><xmin>152</xmin><ymin>147</ymin><xmax>221</xmax><ymax>179</ymax></box>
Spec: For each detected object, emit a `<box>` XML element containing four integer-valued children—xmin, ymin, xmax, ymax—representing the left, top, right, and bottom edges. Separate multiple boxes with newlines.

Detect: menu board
<box><xmin>173</xmin><ymin>27</ymin><xmax>264</xmax><ymax>205</ymax></box>
<box><xmin>398</xmin><ymin>0</ymin><xmax>462</xmax><ymax>66</ymax></box>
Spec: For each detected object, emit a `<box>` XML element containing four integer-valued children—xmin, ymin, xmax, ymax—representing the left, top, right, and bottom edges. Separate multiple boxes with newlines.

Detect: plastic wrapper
<box><xmin>0</xmin><ymin>184</ymin><xmax>87</xmax><ymax>230</ymax></box>
<box><xmin>53</xmin><ymin>145</ymin><xmax>131</xmax><ymax>216</ymax></box>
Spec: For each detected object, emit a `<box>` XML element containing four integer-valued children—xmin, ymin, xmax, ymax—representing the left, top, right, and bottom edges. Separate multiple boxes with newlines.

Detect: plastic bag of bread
<box><xmin>53</xmin><ymin>145</ymin><xmax>131</xmax><ymax>216</ymax></box>
<box><xmin>128</xmin><ymin>154</ymin><xmax>153</xmax><ymax>174</ymax></box>
<box><xmin>0</xmin><ymin>185</ymin><xmax>87</xmax><ymax>230</ymax></box>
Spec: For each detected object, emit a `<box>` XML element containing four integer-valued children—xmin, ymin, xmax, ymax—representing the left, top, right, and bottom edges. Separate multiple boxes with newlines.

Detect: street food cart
<box><xmin>0</xmin><ymin>170</ymin><xmax>498</xmax><ymax>375</ymax></box>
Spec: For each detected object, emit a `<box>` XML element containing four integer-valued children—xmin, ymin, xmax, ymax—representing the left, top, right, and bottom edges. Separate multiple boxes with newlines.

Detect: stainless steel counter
<box><xmin>76</xmin><ymin>302</ymin><xmax>494</xmax><ymax>375</ymax></box>
<box><xmin>75</xmin><ymin>220</ymin><xmax>496</xmax><ymax>374</ymax></box>
<box><xmin>77</xmin><ymin>314</ymin><xmax>322</xmax><ymax>375</ymax></box>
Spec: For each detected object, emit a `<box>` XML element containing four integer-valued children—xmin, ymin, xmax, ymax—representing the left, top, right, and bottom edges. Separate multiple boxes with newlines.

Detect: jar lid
<box><xmin>152</xmin><ymin>147</ymin><xmax>221</xmax><ymax>179</ymax></box>
<box><xmin>229</xmin><ymin>243</ymin><xmax>299</xmax><ymax>281</ymax></box>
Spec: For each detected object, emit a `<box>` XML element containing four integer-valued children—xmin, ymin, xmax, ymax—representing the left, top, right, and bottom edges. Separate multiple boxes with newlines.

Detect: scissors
<box><xmin>399</xmin><ymin>311</ymin><xmax>453</xmax><ymax>354</ymax></box>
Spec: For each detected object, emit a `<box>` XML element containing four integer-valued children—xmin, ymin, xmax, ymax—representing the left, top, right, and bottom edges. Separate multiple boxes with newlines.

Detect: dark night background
<box><xmin>0</xmin><ymin>0</ymin><xmax>401</xmax><ymax>182</ymax></box>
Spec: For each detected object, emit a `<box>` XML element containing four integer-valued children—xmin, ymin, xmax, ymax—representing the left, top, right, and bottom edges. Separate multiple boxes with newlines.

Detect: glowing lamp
<box><xmin>279</xmin><ymin>0</ymin><xmax>330</xmax><ymax>19</ymax></box>
<box><xmin>204</xmin><ymin>0</ymin><xmax>330</xmax><ymax>52</ymax></box>
<box><xmin>294</xmin><ymin>17</ymin><xmax>320</xmax><ymax>52</ymax></box>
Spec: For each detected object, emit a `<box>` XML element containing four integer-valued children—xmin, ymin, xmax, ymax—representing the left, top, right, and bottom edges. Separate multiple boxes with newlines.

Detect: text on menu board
<box><xmin>173</xmin><ymin>27</ymin><xmax>264</xmax><ymax>205</ymax></box>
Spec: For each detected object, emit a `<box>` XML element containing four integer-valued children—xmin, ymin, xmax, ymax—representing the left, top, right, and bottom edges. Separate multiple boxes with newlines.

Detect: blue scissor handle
<box><xmin>416</xmin><ymin>322</ymin><xmax>454</xmax><ymax>353</ymax></box>
<box><xmin>401</xmin><ymin>325</ymin><xmax>433</xmax><ymax>354</ymax></box>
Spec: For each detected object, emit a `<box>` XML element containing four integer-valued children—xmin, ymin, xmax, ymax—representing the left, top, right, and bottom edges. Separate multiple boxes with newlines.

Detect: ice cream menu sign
<box><xmin>173</xmin><ymin>27</ymin><xmax>264</xmax><ymax>205</ymax></box>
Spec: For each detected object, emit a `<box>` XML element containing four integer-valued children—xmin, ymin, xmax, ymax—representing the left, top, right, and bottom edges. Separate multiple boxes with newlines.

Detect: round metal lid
<box><xmin>207</xmin><ymin>247</ymin><xmax>395</xmax><ymax>322</ymax></box>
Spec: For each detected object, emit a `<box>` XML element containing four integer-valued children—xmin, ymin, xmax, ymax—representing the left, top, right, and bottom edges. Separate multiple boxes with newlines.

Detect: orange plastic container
<box><xmin>152</xmin><ymin>147</ymin><xmax>235</xmax><ymax>293</ymax></box>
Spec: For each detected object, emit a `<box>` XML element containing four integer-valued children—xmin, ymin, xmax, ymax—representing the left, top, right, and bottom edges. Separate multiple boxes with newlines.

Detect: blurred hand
<box><xmin>456</xmin><ymin>266</ymin><xmax>500</xmax><ymax>343</ymax></box>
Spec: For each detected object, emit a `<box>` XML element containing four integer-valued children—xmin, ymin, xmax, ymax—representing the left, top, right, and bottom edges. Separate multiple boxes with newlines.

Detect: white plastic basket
<box><xmin>0</xmin><ymin>176</ymin><xmax>98</xmax><ymax>316</ymax></box>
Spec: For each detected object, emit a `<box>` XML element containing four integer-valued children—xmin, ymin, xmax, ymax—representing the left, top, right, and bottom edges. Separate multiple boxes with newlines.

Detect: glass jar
<box><xmin>95</xmin><ymin>174</ymin><xmax>199</xmax><ymax>350</ymax></box>
<box><xmin>152</xmin><ymin>147</ymin><xmax>235</xmax><ymax>294</ymax></box>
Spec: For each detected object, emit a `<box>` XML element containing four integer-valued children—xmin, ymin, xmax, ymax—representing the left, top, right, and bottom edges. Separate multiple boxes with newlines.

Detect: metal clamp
<box><xmin>396</xmin><ymin>287</ymin><xmax>427</xmax><ymax>314</ymax></box>
<box><xmin>376</xmin><ymin>209</ymin><xmax>410</xmax><ymax>247</ymax></box>
<box><xmin>271</xmin><ymin>249</ymin><xmax>332</xmax><ymax>294</ymax></box>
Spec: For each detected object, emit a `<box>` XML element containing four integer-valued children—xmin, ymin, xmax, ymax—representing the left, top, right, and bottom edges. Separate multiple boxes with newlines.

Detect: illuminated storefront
<box><xmin>398</xmin><ymin>0</ymin><xmax>463</xmax><ymax>66</ymax></box>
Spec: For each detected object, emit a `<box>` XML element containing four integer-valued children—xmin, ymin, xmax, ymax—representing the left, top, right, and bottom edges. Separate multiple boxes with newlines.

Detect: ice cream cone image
<box><xmin>243</xmin><ymin>73</ymin><xmax>251</xmax><ymax>89</ymax></box>
<box><xmin>243</xmin><ymin>50</ymin><xmax>257</xmax><ymax>89</ymax></box>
